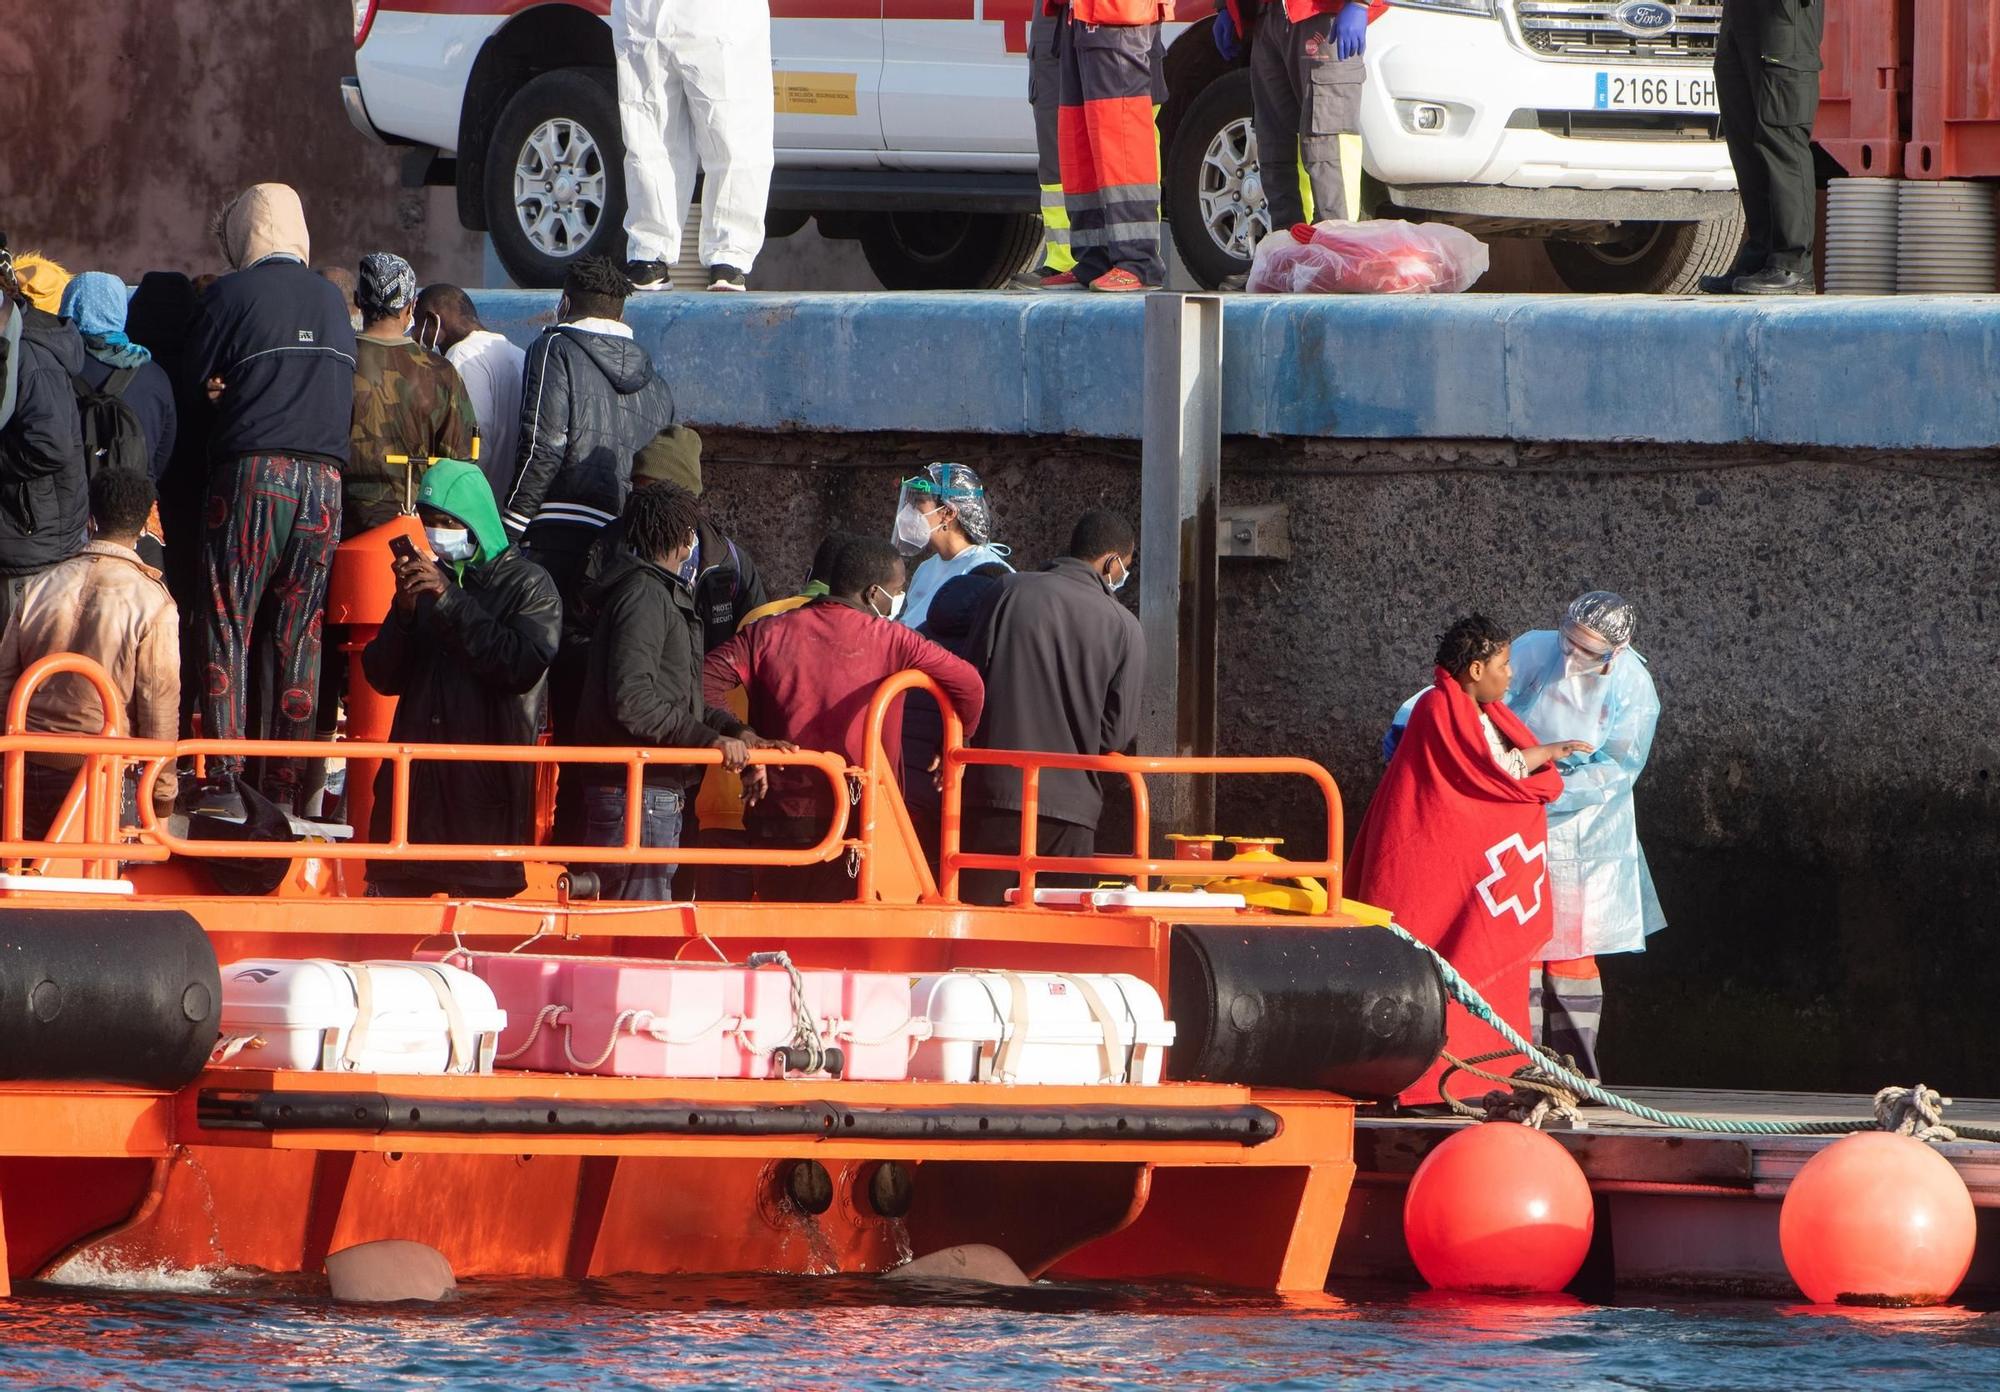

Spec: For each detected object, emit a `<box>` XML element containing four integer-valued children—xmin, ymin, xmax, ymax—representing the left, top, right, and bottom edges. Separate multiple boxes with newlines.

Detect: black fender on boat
<box><xmin>0</xmin><ymin>908</ymin><xmax>220</xmax><ymax>1088</ymax></box>
<box><xmin>1166</xmin><ymin>923</ymin><xmax>1447</xmax><ymax>1100</ymax></box>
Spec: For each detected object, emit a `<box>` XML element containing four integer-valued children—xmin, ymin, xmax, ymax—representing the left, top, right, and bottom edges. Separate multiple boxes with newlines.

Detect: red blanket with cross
<box><xmin>1349</xmin><ymin>669</ymin><xmax>1564</xmax><ymax>1104</ymax></box>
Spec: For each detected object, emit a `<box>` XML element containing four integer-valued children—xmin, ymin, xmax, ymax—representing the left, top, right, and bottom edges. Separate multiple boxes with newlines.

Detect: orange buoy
<box><xmin>1779</xmin><ymin>1132</ymin><xmax>1976</xmax><ymax>1306</ymax></box>
<box><xmin>1403</xmin><ymin>1122</ymin><xmax>1594</xmax><ymax>1293</ymax></box>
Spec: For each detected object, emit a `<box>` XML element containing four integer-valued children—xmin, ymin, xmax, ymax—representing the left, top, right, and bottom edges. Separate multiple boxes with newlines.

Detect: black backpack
<box><xmin>71</xmin><ymin>368</ymin><xmax>149</xmax><ymax>475</ymax></box>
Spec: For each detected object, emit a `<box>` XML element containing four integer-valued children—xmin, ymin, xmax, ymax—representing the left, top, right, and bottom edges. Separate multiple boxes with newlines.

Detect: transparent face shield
<box><xmin>894</xmin><ymin>477</ymin><xmax>950</xmax><ymax>558</ymax></box>
<box><xmin>1560</xmin><ymin>625</ymin><xmax>1620</xmax><ymax>678</ymax></box>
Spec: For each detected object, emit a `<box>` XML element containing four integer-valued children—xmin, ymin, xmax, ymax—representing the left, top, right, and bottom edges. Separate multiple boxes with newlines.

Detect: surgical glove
<box><xmin>1335</xmin><ymin>1</ymin><xmax>1368</xmax><ymax>60</ymax></box>
<box><xmin>1213</xmin><ymin>9</ymin><xmax>1243</xmax><ymax>61</ymax></box>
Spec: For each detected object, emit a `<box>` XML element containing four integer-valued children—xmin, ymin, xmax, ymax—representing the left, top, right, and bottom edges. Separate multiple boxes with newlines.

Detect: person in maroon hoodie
<box><xmin>702</xmin><ymin>536</ymin><xmax>985</xmax><ymax>902</ymax></box>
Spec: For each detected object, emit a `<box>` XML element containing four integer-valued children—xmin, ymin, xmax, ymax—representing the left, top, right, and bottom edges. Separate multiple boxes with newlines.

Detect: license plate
<box><xmin>1593</xmin><ymin>72</ymin><xmax>1718</xmax><ymax>112</ymax></box>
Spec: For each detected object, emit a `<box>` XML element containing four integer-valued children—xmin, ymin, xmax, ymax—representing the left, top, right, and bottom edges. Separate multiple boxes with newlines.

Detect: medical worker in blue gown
<box><xmin>1503</xmin><ymin>590</ymin><xmax>1664</xmax><ymax>1079</ymax></box>
<box><xmin>891</xmin><ymin>462</ymin><xmax>1013</xmax><ymax>631</ymax></box>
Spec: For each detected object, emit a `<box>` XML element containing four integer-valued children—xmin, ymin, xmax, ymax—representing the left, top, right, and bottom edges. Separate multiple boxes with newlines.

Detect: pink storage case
<box><xmin>418</xmin><ymin>950</ymin><xmax>921</xmax><ymax>1081</ymax></box>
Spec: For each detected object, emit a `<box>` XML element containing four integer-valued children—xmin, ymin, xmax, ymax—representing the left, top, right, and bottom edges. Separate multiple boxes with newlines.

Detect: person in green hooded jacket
<box><xmin>362</xmin><ymin>457</ymin><xmax>561</xmax><ymax>897</ymax></box>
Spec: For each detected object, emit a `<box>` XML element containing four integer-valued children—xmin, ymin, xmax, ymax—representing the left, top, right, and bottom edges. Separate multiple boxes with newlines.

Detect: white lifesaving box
<box><xmin>908</xmin><ymin>971</ymin><xmax>1175</xmax><ymax>1086</ymax></box>
<box><xmin>215</xmin><ymin>959</ymin><xmax>507</xmax><ymax>1075</ymax></box>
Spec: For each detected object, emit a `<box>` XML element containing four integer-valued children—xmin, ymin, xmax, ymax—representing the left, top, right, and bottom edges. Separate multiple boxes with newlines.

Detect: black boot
<box><xmin>1734</xmin><ymin>265</ymin><xmax>1816</xmax><ymax>295</ymax></box>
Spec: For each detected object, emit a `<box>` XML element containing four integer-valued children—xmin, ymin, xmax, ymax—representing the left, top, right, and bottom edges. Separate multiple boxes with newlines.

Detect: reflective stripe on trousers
<box><xmin>1528</xmin><ymin>957</ymin><xmax>1603</xmax><ymax>1080</ymax></box>
<box><xmin>1057</xmin><ymin>15</ymin><xmax>1164</xmax><ymax>285</ymax></box>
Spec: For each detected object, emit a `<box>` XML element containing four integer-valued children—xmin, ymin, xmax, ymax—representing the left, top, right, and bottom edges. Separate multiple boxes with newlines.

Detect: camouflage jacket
<box><xmin>347</xmin><ymin>337</ymin><xmax>479</xmax><ymax>535</ymax></box>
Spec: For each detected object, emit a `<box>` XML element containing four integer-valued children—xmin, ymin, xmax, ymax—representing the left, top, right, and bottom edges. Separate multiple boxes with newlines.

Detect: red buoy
<box><xmin>1403</xmin><ymin>1122</ymin><xmax>1594</xmax><ymax>1293</ymax></box>
<box><xmin>1779</xmin><ymin>1132</ymin><xmax>1976</xmax><ymax>1306</ymax></box>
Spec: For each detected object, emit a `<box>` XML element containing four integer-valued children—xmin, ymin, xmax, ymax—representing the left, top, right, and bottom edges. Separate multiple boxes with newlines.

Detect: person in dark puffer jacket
<box><xmin>502</xmin><ymin>255</ymin><xmax>676</xmax><ymax>614</ymax></box>
<box><xmin>183</xmin><ymin>183</ymin><xmax>357</xmax><ymax>816</ymax></box>
<box><xmin>0</xmin><ymin>256</ymin><xmax>89</xmax><ymax>635</ymax></box>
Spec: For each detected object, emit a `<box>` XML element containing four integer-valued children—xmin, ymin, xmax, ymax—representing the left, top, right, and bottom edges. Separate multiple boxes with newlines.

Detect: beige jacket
<box><xmin>0</xmin><ymin>542</ymin><xmax>180</xmax><ymax>810</ymax></box>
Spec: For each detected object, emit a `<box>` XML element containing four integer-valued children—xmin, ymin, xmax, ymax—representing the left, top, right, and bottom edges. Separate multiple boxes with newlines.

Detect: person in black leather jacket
<box><xmin>501</xmin><ymin>256</ymin><xmax>676</xmax><ymax>609</ymax></box>
<box><xmin>0</xmin><ymin>260</ymin><xmax>89</xmax><ymax>632</ymax></box>
<box><xmin>362</xmin><ymin>459</ymin><xmax>561</xmax><ymax>898</ymax></box>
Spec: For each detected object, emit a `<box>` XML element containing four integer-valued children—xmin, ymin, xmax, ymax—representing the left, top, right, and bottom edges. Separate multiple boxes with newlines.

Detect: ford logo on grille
<box><xmin>1612</xmin><ymin>0</ymin><xmax>1676</xmax><ymax>34</ymax></box>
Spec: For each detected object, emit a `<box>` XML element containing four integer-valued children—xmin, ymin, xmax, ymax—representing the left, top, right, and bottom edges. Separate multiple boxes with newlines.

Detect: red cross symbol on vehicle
<box><xmin>1476</xmin><ymin>833</ymin><xmax>1547</xmax><ymax>925</ymax></box>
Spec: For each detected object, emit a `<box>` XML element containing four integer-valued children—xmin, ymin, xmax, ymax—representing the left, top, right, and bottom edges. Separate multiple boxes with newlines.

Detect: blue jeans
<box><xmin>582</xmin><ymin>784</ymin><xmax>684</xmax><ymax>901</ymax></box>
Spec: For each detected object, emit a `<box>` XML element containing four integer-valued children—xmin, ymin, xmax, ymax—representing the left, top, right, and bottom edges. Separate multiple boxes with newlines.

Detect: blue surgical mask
<box><xmin>1106</xmin><ymin>557</ymin><xmax>1131</xmax><ymax>593</ymax></box>
<box><xmin>425</xmin><ymin>526</ymin><xmax>475</xmax><ymax>563</ymax></box>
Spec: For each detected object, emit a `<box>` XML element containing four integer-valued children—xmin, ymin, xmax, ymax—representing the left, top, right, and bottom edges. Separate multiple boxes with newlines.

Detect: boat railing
<box><xmin>0</xmin><ymin>654</ymin><xmax>850</xmax><ymax>873</ymax></box>
<box><xmin>857</xmin><ymin>670</ymin><xmax>1345</xmax><ymax>906</ymax></box>
<box><xmin>0</xmin><ymin>656</ymin><xmax>1345</xmax><ymax>906</ymax></box>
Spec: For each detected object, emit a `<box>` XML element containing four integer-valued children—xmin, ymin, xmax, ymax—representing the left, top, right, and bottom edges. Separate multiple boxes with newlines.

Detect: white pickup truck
<box><xmin>344</xmin><ymin>0</ymin><xmax>1742</xmax><ymax>292</ymax></box>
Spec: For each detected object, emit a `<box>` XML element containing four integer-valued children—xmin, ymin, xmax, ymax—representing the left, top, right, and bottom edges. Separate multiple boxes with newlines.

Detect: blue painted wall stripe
<box><xmin>470</xmin><ymin>291</ymin><xmax>1994</xmax><ymax>450</ymax></box>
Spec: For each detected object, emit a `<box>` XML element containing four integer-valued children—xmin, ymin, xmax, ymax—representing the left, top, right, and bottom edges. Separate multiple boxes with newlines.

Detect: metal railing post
<box><xmin>1139</xmin><ymin>292</ymin><xmax>1223</xmax><ymax>843</ymax></box>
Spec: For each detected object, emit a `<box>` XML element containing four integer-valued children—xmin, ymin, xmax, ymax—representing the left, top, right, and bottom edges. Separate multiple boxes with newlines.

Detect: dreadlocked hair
<box><xmin>624</xmin><ymin>482</ymin><xmax>703</xmax><ymax>565</ymax></box>
<box><xmin>1434</xmin><ymin>614</ymin><xmax>1511</xmax><ymax>679</ymax></box>
<box><xmin>563</xmin><ymin>254</ymin><xmax>634</xmax><ymax>320</ymax></box>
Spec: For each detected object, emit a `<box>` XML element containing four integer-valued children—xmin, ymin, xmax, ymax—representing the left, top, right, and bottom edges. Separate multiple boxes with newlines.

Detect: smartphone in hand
<box><xmin>389</xmin><ymin>534</ymin><xmax>423</xmax><ymax>566</ymax></box>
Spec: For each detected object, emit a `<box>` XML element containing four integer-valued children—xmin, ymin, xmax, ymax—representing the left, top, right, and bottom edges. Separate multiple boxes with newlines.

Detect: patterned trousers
<box><xmin>200</xmin><ymin>453</ymin><xmax>341</xmax><ymax>810</ymax></box>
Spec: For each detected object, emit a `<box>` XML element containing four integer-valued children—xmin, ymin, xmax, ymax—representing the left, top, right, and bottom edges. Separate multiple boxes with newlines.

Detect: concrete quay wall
<box><xmin>477</xmin><ymin>291</ymin><xmax>2000</xmax><ymax>1095</ymax></box>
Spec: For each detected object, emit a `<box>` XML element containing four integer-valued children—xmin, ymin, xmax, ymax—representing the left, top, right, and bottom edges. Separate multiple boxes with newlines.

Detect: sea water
<box><xmin>3</xmin><ymin>1275</ymin><xmax>1999</xmax><ymax>1390</ymax></box>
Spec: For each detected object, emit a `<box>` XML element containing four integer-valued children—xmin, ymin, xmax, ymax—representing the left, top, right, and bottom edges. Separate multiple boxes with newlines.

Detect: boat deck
<box><xmin>1338</xmin><ymin>1087</ymin><xmax>2000</xmax><ymax>1297</ymax></box>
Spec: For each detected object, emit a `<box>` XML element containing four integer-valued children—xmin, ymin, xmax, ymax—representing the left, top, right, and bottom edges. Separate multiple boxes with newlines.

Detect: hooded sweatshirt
<box><xmin>186</xmin><ymin>184</ymin><xmax>357</xmax><ymax>468</ymax></box>
<box><xmin>361</xmin><ymin>457</ymin><xmax>561</xmax><ymax>896</ymax></box>
<box><xmin>503</xmin><ymin>323</ymin><xmax>676</xmax><ymax>545</ymax></box>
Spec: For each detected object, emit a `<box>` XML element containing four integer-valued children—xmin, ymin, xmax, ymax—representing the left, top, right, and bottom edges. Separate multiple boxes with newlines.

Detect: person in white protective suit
<box><xmin>1502</xmin><ymin>590</ymin><xmax>1664</xmax><ymax>1079</ymax></box>
<box><xmin>611</xmin><ymin>0</ymin><xmax>774</xmax><ymax>292</ymax></box>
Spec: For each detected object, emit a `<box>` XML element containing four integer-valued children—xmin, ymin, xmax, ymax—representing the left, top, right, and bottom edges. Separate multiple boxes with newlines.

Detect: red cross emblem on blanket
<box><xmin>1476</xmin><ymin>833</ymin><xmax>1547</xmax><ymax>925</ymax></box>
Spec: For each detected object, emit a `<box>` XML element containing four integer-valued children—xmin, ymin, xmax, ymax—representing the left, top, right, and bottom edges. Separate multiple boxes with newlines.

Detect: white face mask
<box><xmin>894</xmin><ymin>503</ymin><xmax>943</xmax><ymax>557</ymax></box>
<box><xmin>1105</xmin><ymin>556</ymin><xmax>1131</xmax><ymax>593</ymax></box>
<box><xmin>425</xmin><ymin>526</ymin><xmax>475</xmax><ymax>562</ymax></box>
<box><xmin>868</xmin><ymin>585</ymin><xmax>906</xmax><ymax>621</ymax></box>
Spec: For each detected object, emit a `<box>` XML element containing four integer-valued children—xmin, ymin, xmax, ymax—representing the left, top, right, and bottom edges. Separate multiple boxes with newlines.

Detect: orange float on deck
<box><xmin>0</xmin><ymin>657</ymin><xmax>1390</xmax><ymax>1298</ymax></box>
<box><xmin>1779</xmin><ymin>1132</ymin><xmax>1976</xmax><ymax>1306</ymax></box>
<box><xmin>1403</xmin><ymin>1123</ymin><xmax>1594</xmax><ymax>1294</ymax></box>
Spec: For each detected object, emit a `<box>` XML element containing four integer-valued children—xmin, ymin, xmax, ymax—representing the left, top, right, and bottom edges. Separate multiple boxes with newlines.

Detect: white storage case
<box><xmin>909</xmin><ymin>971</ymin><xmax>1175</xmax><ymax>1086</ymax></box>
<box><xmin>215</xmin><ymin>959</ymin><xmax>506</xmax><ymax>1075</ymax></box>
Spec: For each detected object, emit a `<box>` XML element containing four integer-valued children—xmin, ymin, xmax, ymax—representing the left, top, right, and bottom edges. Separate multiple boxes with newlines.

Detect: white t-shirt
<box><xmin>1481</xmin><ymin>710</ymin><xmax>1529</xmax><ymax>780</ymax></box>
<box><xmin>446</xmin><ymin>330</ymin><xmax>528</xmax><ymax>491</ymax></box>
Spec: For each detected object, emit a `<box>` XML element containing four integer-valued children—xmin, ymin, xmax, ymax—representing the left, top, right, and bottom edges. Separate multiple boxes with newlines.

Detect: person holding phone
<box><xmin>361</xmin><ymin>459</ymin><xmax>560</xmax><ymax>898</ymax></box>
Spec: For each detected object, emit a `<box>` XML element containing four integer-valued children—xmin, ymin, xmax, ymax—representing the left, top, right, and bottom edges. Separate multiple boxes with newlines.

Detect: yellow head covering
<box><xmin>11</xmin><ymin>252</ymin><xmax>72</xmax><ymax>314</ymax></box>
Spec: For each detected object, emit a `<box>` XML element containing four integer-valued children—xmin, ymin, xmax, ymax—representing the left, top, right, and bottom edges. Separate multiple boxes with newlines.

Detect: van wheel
<box><xmin>1165</xmin><ymin>69</ymin><xmax>1266</xmax><ymax>290</ymax></box>
<box><xmin>1545</xmin><ymin>208</ymin><xmax>1747</xmax><ymax>294</ymax></box>
<box><xmin>856</xmin><ymin>212</ymin><xmax>1043</xmax><ymax>290</ymax></box>
<box><xmin>486</xmin><ymin>69</ymin><xmax>627</xmax><ymax>289</ymax></box>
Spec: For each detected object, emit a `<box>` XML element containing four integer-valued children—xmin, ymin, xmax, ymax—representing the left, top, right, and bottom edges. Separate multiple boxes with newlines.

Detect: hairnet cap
<box><xmin>1565</xmin><ymin>591</ymin><xmax>1637</xmax><ymax>647</ymax></box>
<box><xmin>356</xmin><ymin>252</ymin><xmax>417</xmax><ymax>320</ymax></box>
<box><xmin>900</xmin><ymin>461</ymin><xmax>993</xmax><ymax>545</ymax></box>
<box><xmin>634</xmin><ymin>425</ymin><xmax>703</xmax><ymax>495</ymax></box>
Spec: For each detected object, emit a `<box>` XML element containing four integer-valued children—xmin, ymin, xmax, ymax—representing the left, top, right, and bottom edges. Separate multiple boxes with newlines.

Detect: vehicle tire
<box><xmin>485</xmin><ymin>69</ymin><xmax>627</xmax><ymax>289</ymax></box>
<box><xmin>1545</xmin><ymin>207</ymin><xmax>1747</xmax><ymax>294</ymax></box>
<box><xmin>856</xmin><ymin>211</ymin><xmax>1042</xmax><ymax>290</ymax></box>
<box><xmin>1165</xmin><ymin>69</ymin><xmax>1266</xmax><ymax>290</ymax></box>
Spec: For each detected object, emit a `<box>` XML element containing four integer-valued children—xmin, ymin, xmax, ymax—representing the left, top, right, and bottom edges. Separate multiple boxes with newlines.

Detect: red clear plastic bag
<box><xmin>1246</xmin><ymin>219</ymin><xmax>1490</xmax><ymax>295</ymax></box>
